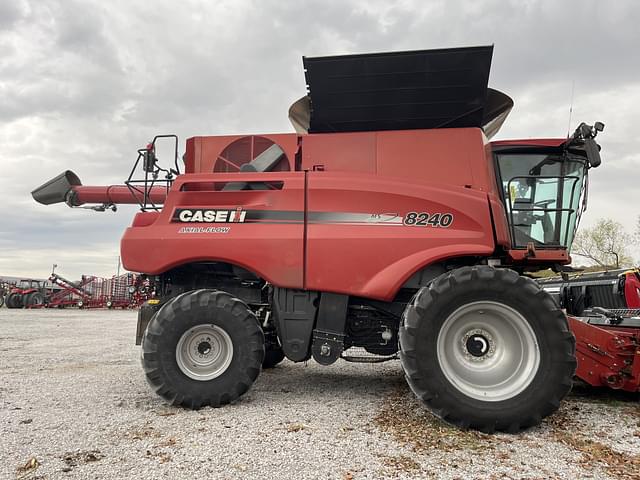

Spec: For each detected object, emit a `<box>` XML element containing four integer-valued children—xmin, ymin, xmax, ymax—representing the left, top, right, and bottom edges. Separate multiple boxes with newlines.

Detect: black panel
<box><xmin>272</xmin><ymin>288</ymin><xmax>319</xmax><ymax>362</ymax></box>
<box><xmin>538</xmin><ymin>270</ymin><xmax>629</xmax><ymax>315</ymax></box>
<box><xmin>311</xmin><ymin>293</ymin><xmax>349</xmax><ymax>365</ymax></box>
<box><xmin>136</xmin><ymin>302</ymin><xmax>160</xmax><ymax>345</ymax></box>
<box><xmin>303</xmin><ymin>45</ymin><xmax>494</xmax><ymax>133</ymax></box>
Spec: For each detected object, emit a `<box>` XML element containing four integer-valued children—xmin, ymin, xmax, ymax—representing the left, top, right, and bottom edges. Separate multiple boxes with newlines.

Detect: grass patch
<box><xmin>374</xmin><ymin>382</ymin><xmax>494</xmax><ymax>452</ymax></box>
<box><xmin>549</xmin><ymin>405</ymin><xmax>640</xmax><ymax>480</ymax></box>
<box><xmin>380</xmin><ymin>454</ymin><xmax>421</xmax><ymax>474</ymax></box>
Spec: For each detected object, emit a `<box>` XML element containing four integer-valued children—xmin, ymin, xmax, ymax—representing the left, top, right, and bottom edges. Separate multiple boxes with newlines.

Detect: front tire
<box><xmin>141</xmin><ymin>289</ymin><xmax>264</xmax><ymax>409</ymax></box>
<box><xmin>400</xmin><ymin>266</ymin><xmax>575</xmax><ymax>433</ymax></box>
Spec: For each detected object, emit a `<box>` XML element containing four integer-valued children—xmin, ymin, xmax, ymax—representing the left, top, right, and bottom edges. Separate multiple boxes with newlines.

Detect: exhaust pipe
<box><xmin>31</xmin><ymin>170</ymin><xmax>82</xmax><ymax>205</ymax></box>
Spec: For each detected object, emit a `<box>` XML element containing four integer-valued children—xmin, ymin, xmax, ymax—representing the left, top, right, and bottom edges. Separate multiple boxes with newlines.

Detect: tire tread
<box><xmin>141</xmin><ymin>289</ymin><xmax>264</xmax><ymax>409</ymax></box>
<box><xmin>400</xmin><ymin>265</ymin><xmax>575</xmax><ymax>433</ymax></box>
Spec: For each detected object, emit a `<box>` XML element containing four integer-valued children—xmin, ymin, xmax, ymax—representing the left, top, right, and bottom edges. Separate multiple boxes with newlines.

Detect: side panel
<box><xmin>299</xmin><ymin>128</ymin><xmax>490</xmax><ymax>191</ymax></box>
<box><xmin>120</xmin><ymin>172</ymin><xmax>305</xmax><ymax>289</ymax></box>
<box><xmin>376</xmin><ymin>129</ymin><xmax>481</xmax><ymax>187</ymax></box>
<box><xmin>306</xmin><ymin>172</ymin><xmax>495</xmax><ymax>301</ymax></box>
<box><xmin>301</xmin><ymin>132</ymin><xmax>377</xmax><ymax>173</ymax></box>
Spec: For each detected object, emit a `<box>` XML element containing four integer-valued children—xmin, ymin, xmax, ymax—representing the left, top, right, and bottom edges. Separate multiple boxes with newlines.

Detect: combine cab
<box><xmin>33</xmin><ymin>46</ymin><xmax>607</xmax><ymax>432</ymax></box>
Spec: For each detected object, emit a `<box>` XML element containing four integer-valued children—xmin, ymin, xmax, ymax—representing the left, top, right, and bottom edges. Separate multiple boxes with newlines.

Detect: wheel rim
<box><xmin>436</xmin><ymin>301</ymin><xmax>540</xmax><ymax>402</ymax></box>
<box><xmin>176</xmin><ymin>324</ymin><xmax>234</xmax><ymax>381</ymax></box>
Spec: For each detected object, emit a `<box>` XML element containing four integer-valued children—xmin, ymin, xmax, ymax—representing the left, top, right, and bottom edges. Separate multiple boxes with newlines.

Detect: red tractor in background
<box><xmin>5</xmin><ymin>279</ymin><xmax>47</xmax><ymax>309</ymax></box>
<box><xmin>33</xmin><ymin>46</ymin><xmax>607</xmax><ymax>432</ymax></box>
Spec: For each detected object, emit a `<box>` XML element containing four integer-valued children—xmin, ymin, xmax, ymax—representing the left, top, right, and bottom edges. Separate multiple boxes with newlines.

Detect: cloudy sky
<box><xmin>1</xmin><ymin>0</ymin><xmax>638</xmax><ymax>279</ymax></box>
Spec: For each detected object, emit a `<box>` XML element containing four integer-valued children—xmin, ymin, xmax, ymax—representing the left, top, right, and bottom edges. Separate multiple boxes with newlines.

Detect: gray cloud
<box><xmin>1</xmin><ymin>0</ymin><xmax>639</xmax><ymax>278</ymax></box>
<box><xmin>0</xmin><ymin>0</ymin><xmax>29</xmax><ymax>29</ymax></box>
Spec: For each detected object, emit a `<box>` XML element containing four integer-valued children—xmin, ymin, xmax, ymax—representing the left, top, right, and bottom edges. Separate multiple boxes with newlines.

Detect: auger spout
<box><xmin>31</xmin><ymin>170</ymin><xmax>168</xmax><ymax>208</ymax></box>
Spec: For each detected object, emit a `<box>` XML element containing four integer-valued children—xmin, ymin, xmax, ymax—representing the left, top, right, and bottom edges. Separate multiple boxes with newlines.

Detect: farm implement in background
<box><xmin>539</xmin><ymin>268</ymin><xmax>640</xmax><ymax>315</ymax></box>
<box><xmin>1</xmin><ymin>268</ymin><xmax>152</xmax><ymax>309</ymax></box>
<box><xmin>47</xmin><ymin>270</ymin><xmax>151</xmax><ymax>309</ymax></box>
<box><xmin>539</xmin><ymin>269</ymin><xmax>640</xmax><ymax>393</ymax></box>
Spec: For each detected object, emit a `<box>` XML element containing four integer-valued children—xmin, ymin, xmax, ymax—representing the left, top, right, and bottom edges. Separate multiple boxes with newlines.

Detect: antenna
<box><xmin>566</xmin><ymin>80</ymin><xmax>575</xmax><ymax>138</ymax></box>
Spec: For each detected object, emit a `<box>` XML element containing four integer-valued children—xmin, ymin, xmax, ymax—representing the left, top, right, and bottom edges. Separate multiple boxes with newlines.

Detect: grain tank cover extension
<box><xmin>289</xmin><ymin>45</ymin><xmax>513</xmax><ymax>138</ymax></box>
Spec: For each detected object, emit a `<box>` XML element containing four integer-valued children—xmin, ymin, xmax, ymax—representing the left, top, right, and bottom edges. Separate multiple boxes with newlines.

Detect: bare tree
<box><xmin>572</xmin><ymin>218</ymin><xmax>633</xmax><ymax>268</ymax></box>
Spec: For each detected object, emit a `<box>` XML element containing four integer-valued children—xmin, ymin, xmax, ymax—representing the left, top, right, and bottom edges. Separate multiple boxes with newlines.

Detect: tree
<box><xmin>571</xmin><ymin>218</ymin><xmax>633</xmax><ymax>269</ymax></box>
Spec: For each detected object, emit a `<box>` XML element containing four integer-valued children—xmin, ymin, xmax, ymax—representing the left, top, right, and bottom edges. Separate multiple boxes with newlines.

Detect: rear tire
<box><xmin>6</xmin><ymin>293</ymin><xmax>22</xmax><ymax>309</ymax></box>
<box><xmin>141</xmin><ymin>289</ymin><xmax>264</xmax><ymax>409</ymax></box>
<box><xmin>400</xmin><ymin>266</ymin><xmax>575</xmax><ymax>433</ymax></box>
<box><xmin>26</xmin><ymin>292</ymin><xmax>45</xmax><ymax>307</ymax></box>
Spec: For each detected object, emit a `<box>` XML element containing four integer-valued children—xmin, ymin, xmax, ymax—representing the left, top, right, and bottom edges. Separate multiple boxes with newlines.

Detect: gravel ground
<box><xmin>1</xmin><ymin>308</ymin><xmax>640</xmax><ymax>480</ymax></box>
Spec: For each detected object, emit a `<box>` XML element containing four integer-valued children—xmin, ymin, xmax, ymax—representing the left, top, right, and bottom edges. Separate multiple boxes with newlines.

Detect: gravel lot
<box><xmin>1</xmin><ymin>308</ymin><xmax>640</xmax><ymax>480</ymax></box>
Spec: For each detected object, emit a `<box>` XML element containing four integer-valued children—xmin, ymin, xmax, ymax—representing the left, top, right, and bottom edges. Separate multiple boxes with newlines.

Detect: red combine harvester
<box><xmin>33</xmin><ymin>46</ymin><xmax>619</xmax><ymax>432</ymax></box>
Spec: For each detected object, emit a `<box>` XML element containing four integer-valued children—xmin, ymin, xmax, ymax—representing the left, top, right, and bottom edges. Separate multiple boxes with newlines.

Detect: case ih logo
<box><xmin>173</xmin><ymin>208</ymin><xmax>247</xmax><ymax>223</ymax></box>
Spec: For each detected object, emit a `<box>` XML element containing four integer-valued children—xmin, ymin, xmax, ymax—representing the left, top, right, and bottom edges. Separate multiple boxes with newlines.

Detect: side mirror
<box><xmin>584</xmin><ymin>138</ymin><xmax>601</xmax><ymax>168</ymax></box>
<box><xmin>568</xmin><ymin>121</ymin><xmax>604</xmax><ymax>168</ymax></box>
